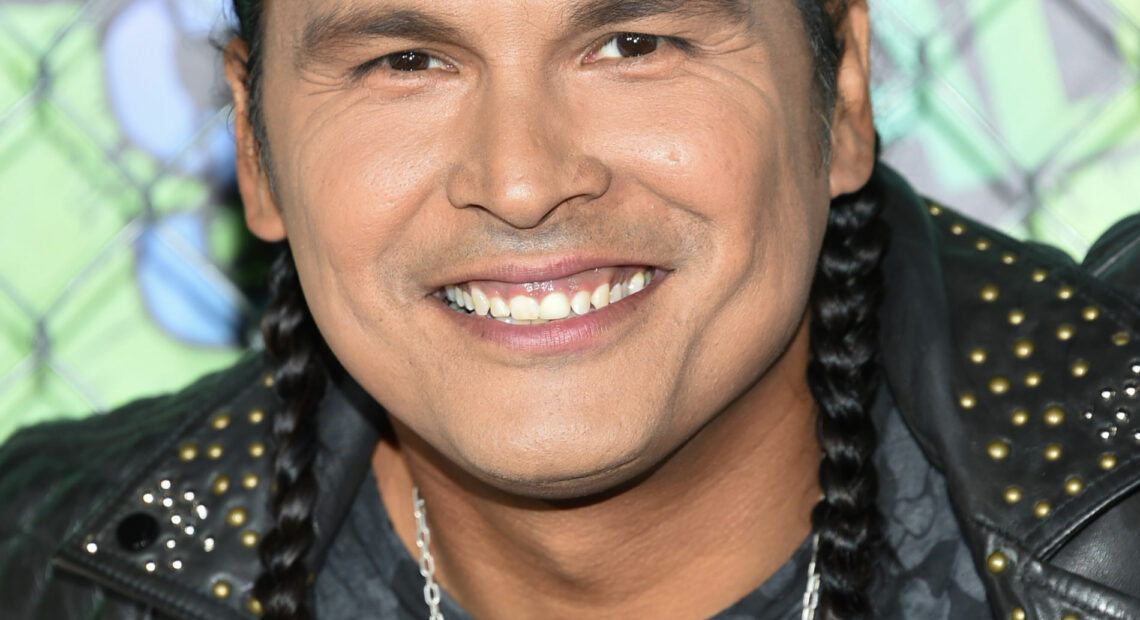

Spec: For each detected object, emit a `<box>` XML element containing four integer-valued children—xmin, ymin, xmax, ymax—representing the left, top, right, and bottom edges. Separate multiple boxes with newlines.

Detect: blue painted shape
<box><xmin>135</xmin><ymin>211</ymin><xmax>241</xmax><ymax>347</ymax></box>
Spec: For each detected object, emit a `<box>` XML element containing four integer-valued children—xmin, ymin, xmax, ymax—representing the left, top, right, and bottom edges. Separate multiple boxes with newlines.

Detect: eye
<box><xmin>592</xmin><ymin>32</ymin><xmax>663</xmax><ymax>60</ymax></box>
<box><xmin>373</xmin><ymin>50</ymin><xmax>450</xmax><ymax>72</ymax></box>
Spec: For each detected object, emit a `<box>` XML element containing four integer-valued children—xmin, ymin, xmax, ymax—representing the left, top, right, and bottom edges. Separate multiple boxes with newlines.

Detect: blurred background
<box><xmin>0</xmin><ymin>0</ymin><xmax>1138</xmax><ymax>443</ymax></box>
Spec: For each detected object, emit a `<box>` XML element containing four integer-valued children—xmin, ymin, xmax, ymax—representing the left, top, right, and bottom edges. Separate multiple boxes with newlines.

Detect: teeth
<box><xmin>539</xmin><ymin>292</ymin><xmax>571</xmax><ymax>320</ymax></box>
<box><xmin>445</xmin><ymin>269</ymin><xmax>655</xmax><ymax>323</ymax></box>
<box><xmin>490</xmin><ymin>296</ymin><xmax>511</xmax><ymax>318</ymax></box>
<box><xmin>509</xmin><ymin>295</ymin><xmax>540</xmax><ymax>321</ymax></box>
<box><xmin>471</xmin><ymin>286</ymin><xmax>490</xmax><ymax>316</ymax></box>
<box><xmin>609</xmin><ymin>282</ymin><xmax>625</xmax><ymax>304</ymax></box>
<box><xmin>591</xmin><ymin>284</ymin><xmax>610</xmax><ymax>310</ymax></box>
<box><xmin>627</xmin><ymin>271</ymin><xmax>645</xmax><ymax>294</ymax></box>
<box><xmin>571</xmin><ymin>290</ymin><xmax>592</xmax><ymax>316</ymax></box>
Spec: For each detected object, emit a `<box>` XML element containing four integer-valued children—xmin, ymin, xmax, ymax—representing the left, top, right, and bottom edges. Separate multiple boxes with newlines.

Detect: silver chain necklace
<box><xmin>413</xmin><ymin>487</ymin><xmax>821</xmax><ymax>620</ymax></box>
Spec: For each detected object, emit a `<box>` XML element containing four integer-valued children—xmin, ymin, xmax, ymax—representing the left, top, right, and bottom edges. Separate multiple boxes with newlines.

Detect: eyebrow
<box><xmin>296</xmin><ymin>0</ymin><xmax>753</xmax><ymax>69</ymax></box>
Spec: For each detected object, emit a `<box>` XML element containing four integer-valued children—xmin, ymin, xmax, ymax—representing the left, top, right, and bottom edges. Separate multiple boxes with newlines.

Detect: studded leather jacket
<box><xmin>2</xmin><ymin>166</ymin><xmax>1139</xmax><ymax>620</ymax></box>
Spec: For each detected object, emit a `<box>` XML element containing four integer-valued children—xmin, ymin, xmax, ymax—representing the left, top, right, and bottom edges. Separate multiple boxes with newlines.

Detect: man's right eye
<box><xmin>370</xmin><ymin>50</ymin><xmax>450</xmax><ymax>73</ymax></box>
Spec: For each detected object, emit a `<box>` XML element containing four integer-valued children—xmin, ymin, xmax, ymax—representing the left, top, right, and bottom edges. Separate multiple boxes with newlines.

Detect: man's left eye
<box><xmin>593</xmin><ymin>33</ymin><xmax>663</xmax><ymax>59</ymax></box>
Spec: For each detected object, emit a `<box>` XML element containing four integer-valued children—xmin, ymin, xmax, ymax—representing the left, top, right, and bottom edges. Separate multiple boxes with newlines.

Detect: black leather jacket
<box><xmin>2</xmin><ymin>167</ymin><xmax>1139</xmax><ymax>619</ymax></box>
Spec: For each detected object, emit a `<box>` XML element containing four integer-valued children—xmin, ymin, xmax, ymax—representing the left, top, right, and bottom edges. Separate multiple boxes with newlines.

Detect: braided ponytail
<box><xmin>254</xmin><ymin>247</ymin><xmax>327</xmax><ymax>619</ymax></box>
<box><xmin>808</xmin><ymin>160</ymin><xmax>887</xmax><ymax>619</ymax></box>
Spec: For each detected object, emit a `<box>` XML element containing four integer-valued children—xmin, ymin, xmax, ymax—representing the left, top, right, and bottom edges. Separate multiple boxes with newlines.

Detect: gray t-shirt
<box><xmin>313</xmin><ymin>390</ymin><xmax>991</xmax><ymax>619</ymax></box>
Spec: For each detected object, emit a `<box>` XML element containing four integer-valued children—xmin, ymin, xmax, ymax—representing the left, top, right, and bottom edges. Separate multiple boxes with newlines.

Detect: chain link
<box><xmin>413</xmin><ymin>487</ymin><xmax>445</xmax><ymax>620</ymax></box>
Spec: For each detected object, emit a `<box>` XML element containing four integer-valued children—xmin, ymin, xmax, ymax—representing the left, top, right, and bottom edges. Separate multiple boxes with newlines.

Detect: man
<box><xmin>1</xmin><ymin>1</ymin><xmax>1138</xmax><ymax>619</ymax></box>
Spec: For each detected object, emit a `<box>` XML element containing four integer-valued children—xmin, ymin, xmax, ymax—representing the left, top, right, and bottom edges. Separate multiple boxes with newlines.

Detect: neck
<box><xmin>374</xmin><ymin>320</ymin><xmax>820</xmax><ymax>620</ymax></box>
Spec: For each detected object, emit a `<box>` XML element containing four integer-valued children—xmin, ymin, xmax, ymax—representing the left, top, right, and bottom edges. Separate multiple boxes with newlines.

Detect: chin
<box><xmin>441</xmin><ymin>406</ymin><xmax>668</xmax><ymax>501</ymax></box>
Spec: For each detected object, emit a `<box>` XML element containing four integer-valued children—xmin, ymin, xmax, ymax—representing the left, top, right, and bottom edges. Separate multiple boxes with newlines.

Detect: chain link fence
<box><xmin>1</xmin><ymin>0</ymin><xmax>1138</xmax><ymax>442</ymax></box>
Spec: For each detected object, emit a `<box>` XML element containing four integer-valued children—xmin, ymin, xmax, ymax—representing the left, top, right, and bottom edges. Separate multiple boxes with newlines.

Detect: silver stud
<box><xmin>1098</xmin><ymin>425</ymin><xmax>1118</xmax><ymax>441</ymax></box>
<box><xmin>166</xmin><ymin>539</ymin><xmax>177</xmax><ymax>550</ymax></box>
<box><xmin>85</xmin><ymin>542</ymin><xmax>98</xmax><ymax>554</ymax></box>
<box><xmin>170</xmin><ymin>514</ymin><xmax>182</xmax><ymax>526</ymax></box>
<box><xmin>1132</xmin><ymin>431</ymin><xmax>1140</xmax><ymax>444</ymax></box>
<box><xmin>162</xmin><ymin>497</ymin><xmax>174</xmax><ymax>508</ymax></box>
<box><xmin>184</xmin><ymin>525</ymin><xmax>196</xmax><ymax>536</ymax></box>
<box><xmin>1081</xmin><ymin>410</ymin><xmax>1094</xmax><ymax>421</ymax></box>
<box><xmin>1102</xmin><ymin>388</ymin><xmax>1116</xmax><ymax>401</ymax></box>
<box><xmin>144</xmin><ymin>561</ymin><xmax>157</xmax><ymax>573</ymax></box>
<box><xmin>159</xmin><ymin>479</ymin><xmax>172</xmax><ymax>490</ymax></box>
<box><xmin>183</xmin><ymin>491</ymin><xmax>195</xmax><ymax>502</ymax></box>
<box><xmin>196</xmin><ymin>505</ymin><xmax>209</xmax><ymax>520</ymax></box>
<box><xmin>1126</xmin><ymin>385</ymin><xmax>1138</xmax><ymax>398</ymax></box>
<box><xmin>1132</xmin><ymin>363</ymin><xmax>1140</xmax><ymax>375</ymax></box>
<box><xmin>1116</xmin><ymin>410</ymin><xmax>1131</xmax><ymax>424</ymax></box>
<box><xmin>171</xmin><ymin>559</ymin><xmax>184</xmax><ymax>571</ymax></box>
<box><xmin>204</xmin><ymin>537</ymin><xmax>216</xmax><ymax>553</ymax></box>
<box><xmin>142</xmin><ymin>492</ymin><xmax>155</xmax><ymax>504</ymax></box>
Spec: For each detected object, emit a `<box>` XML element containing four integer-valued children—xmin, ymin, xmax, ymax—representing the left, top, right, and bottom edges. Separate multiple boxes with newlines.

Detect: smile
<box><xmin>439</xmin><ymin>266</ymin><xmax>656</xmax><ymax>324</ymax></box>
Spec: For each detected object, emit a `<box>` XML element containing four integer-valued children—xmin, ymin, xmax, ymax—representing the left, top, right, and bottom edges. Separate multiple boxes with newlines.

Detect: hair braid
<box><xmin>808</xmin><ymin>158</ymin><xmax>888</xmax><ymax>619</ymax></box>
<box><xmin>254</xmin><ymin>246</ymin><xmax>327</xmax><ymax>619</ymax></box>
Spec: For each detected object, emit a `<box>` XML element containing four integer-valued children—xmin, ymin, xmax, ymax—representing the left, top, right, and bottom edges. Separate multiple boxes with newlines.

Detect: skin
<box><xmin>225</xmin><ymin>0</ymin><xmax>874</xmax><ymax>617</ymax></box>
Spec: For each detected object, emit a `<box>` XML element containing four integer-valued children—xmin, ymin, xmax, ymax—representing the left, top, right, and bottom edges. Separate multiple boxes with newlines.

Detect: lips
<box><xmin>438</xmin><ymin>266</ymin><xmax>656</xmax><ymax>324</ymax></box>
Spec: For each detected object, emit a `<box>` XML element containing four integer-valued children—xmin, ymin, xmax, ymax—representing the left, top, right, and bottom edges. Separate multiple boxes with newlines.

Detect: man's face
<box><xmin>234</xmin><ymin>0</ymin><xmax>869</xmax><ymax>497</ymax></box>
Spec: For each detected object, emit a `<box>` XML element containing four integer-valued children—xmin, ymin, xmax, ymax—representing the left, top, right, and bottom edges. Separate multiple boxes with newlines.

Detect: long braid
<box><xmin>808</xmin><ymin>159</ymin><xmax>888</xmax><ymax>619</ymax></box>
<box><xmin>254</xmin><ymin>247</ymin><xmax>326</xmax><ymax>619</ymax></box>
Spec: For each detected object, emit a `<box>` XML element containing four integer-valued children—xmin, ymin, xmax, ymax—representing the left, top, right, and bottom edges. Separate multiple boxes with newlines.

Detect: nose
<box><xmin>446</xmin><ymin>76</ymin><xmax>610</xmax><ymax>229</ymax></box>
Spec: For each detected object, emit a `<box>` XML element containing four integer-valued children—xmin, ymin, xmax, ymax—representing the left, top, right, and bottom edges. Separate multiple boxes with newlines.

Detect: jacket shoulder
<box><xmin>0</xmin><ymin>354</ymin><xmax>272</xmax><ymax>619</ymax></box>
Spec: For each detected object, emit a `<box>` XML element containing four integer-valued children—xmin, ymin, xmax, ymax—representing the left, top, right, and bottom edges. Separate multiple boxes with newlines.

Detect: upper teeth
<box><xmin>442</xmin><ymin>269</ymin><xmax>653</xmax><ymax>324</ymax></box>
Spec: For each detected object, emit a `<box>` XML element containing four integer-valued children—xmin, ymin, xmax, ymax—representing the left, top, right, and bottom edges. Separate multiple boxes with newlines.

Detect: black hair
<box><xmin>233</xmin><ymin>1</ymin><xmax>886</xmax><ymax>618</ymax></box>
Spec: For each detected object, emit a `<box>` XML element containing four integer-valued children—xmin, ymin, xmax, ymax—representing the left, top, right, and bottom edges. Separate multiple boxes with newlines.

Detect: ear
<box><xmin>827</xmin><ymin>0</ymin><xmax>875</xmax><ymax>198</ymax></box>
<box><xmin>224</xmin><ymin>38</ymin><xmax>286</xmax><ymax>242</ymax></box>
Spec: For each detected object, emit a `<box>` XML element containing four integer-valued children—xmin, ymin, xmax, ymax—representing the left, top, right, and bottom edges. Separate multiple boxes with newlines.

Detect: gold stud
<box><xmin>179</xmin><ymin>444</ymin><xmax>199</xmax><ymax>462</ymax></box>
<box><xmin>1056</xmin><ymin>324</ymin><xmax>1075</xmax><ymax>341</ymax></box>
<box><xmin>248</xmin><ymin>597</ymin><xmax>264</xmax><ymax>616</ymax></box>
<box><xmin>1011</xmin><ymin>608</ymin><xmax>1026</xmax><ymax>620</ymax></box>
<box><xmin>249</xmin><ymin>442</ymin><xmax>266</xmax><ymax>458</ymax></box>
<box><xmin>1057</xmin><ymin>285</ymin><xmax>1074</xmax><ymax>300</ymax></box>
<box><xmin>950</xmin><ymin>222</ymin><xmax>967</xmax><ymax>235</ymax></box>
<box><xmin>1001</xmin><ymin>252</ymin><xmax>1018</xmax><ymax>265</ymax></box>
<box><xmin>1044</xmin><ymin>444</ymin><xmax>1062</xmax><ymax>461</ymax></box>
<box><xmin>212</xmin><ymin>475</ymin><xmax>230</xmax><ymax>495</ymax></box>
<box><xmin>980</xmin><ymin>285</ymin><xmax>1000</xmax><ymax>302</ymax></box>
<box><xmin>987</xmin><ymin>441</ymin><xmax>1011</xmax><ymax>460</ymax></box>
<box><xmin>249</xmin><ymin>408</ymin><xmax>265</xmax><ymax>424</ymax></box>
<box><xmin>227</xmin><ymin>507</ymin><xmax>248</xmax><ymax>527</ymax></box>
<box><xmin>1011</xmin><ymin>409</ymin><xmax>1029</xmax><ymax>426</ymax></box>
<box><xmin>210</xmin><ymin>413</ymin><xmax>231</xmax><ymax>430</ymax></box>
<box><xmin>1008</xmin><ymin>309</ymin><xmax>1026</xmax><ymax>325</ymax></box>
<box><xmin>1062</xmin><ymin>615</ymin><xmax>1079</xmax><ymax>620</ymax></box>
<box><xmin>970</xmin><ymin>348</ymin><xmax>988</xmax><ymax>364</ymax></box>
<box><xmin>1065</xmin><ymin>477</ymin><xmax>1084</xmax><ymax>495</ymax></box>
<box><xmin>1113</xmin><ymin>332</ymin><xmax>1131</xmax><ymax>346</ymax></box>
<box><xmin>1101</xmin><ymin>453</ymin><xmax>1117</xmax><ymax>470</ymax></box>
<box><xmin>989</xmin><ymin>377</ymin><xmax>1011</xmax><ymax>394</ymax></box>
<box><xmin>1004</xmin><ymin>486</ymin><xmax>1023</xmax><ymax>503</ymax></box>
<box><xmin>1071</xmin><ymin>360</ymin><xmax>1089</xmax><ymax>378</ymax></box>
<box><xmin>1013</xmin><ymin>340</ymin><xmax>1034</xmax><ymax>358</ymax></box>
<box><xmin>1024</xmin><ymin>372</ymin><xmax>1042</xmax><ymax>388</ymax></box>
<box><xmin>241</xmin><ymin>530</ymin><xmax>259</xmax><ymax>548</ymax></box>
<box><xmin>1032</xmin><ymin>269</ymin><xmax>1048</xmax><ymax>283</ymax></box>
<box><xmin>975</xmin><ymin>238</ymin><xmax>991</xmax><ymax>251</ymax></box>
<box><xmin>1043</xmin><ymin>407</ymin><xmax>1065</xmax><ymax>426</ymax></box>
<box><xmin>1081</xmin><ymin>306</ymin><xmax>1099</xmax><ymax>321</ymax></box>
<box><xmin>960</xmin><ymin>393</ymin><xmax>977</xmax><ymax>409</ymax></box>
<box><xmin>929</xmin><ymin>204</ymin><xmax>944</xmax><ymax>216</ymax></box>
<box><xmin>262</xmin><ymin>373</ymin><xmax>275</xmax><ymax>388</ymax></box>
<box><xmin>242</xmin><ymin>473</ymin><xmax>259</xmax><ymax>490</ymax></box>
<box><xmin>212</xmin><ymin>581</ymin><xmax>232</xmax><ymax>599</ymax></box>
<box><xmin>206</xmin><ymin>443</ymin><xmax>224</xmax><ymax>460</ymax></box>
<box><xmin>986</xmin><ymin>551</ymin><xmax>1009</xmax><ymax>574</ymax></box>
<box><xmin>1034</xmin><ymin>500</ymin><xmax>1051</xmax><ymax>518</ymax></box>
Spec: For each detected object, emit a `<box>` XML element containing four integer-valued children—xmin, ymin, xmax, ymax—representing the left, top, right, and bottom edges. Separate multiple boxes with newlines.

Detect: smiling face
<box><xmin>228</xmin><ymin>0</ymin><xmax>873</xmax><ymax>498</ymax></box>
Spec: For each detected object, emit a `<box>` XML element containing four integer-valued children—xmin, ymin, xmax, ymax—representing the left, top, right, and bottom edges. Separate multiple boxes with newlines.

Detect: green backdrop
<box><xmin>1</xmin><ymin>0</ymin><xmax>1138</xmax><ymax>442</ymax></box>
